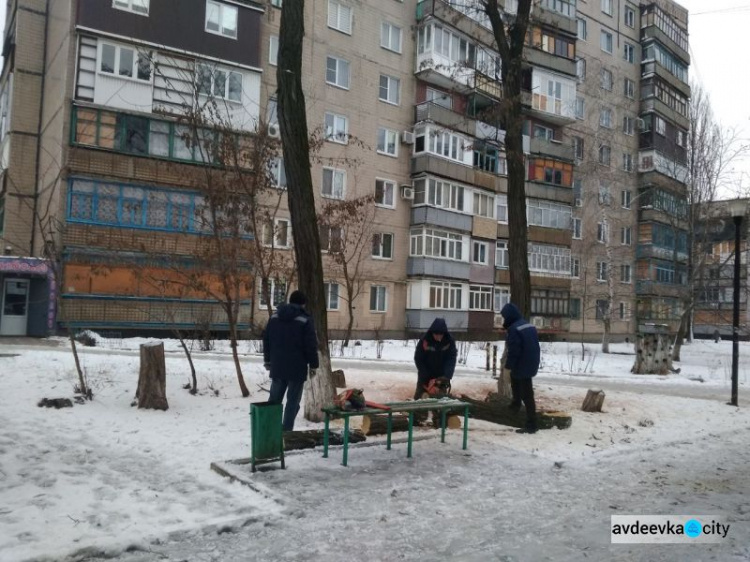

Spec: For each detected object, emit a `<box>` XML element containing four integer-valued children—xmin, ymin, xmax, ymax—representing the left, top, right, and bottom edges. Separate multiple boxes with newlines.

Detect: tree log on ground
<box><xmin>581</xmin><ymin>389</ymin><xmax>606</xmax><ymax>412</ymax></box>
<box><xmin>136</xmin><ymin>342</ymin><xmax>169</xmax><ymax>410</ymax></box>
<box><xmin>361</xmin><ymin>414</ymin><xmax>409</xmax><ymax>435</ymax></box>
<box><xmin>458</xmin><ymin>394</ymin><xmax>571</xmax><ymax>430</ymax></box>
<box><xmin>283</xmin><ymin>429</ymin><xmax>365</xmax><ymax>451</ymax></box>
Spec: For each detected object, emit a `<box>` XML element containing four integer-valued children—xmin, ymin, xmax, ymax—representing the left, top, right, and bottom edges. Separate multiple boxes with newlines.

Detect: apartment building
<box><xmin>0</xmin><ymin>0</ymin><xmax>691</xmax><ymax>340</ymax></box>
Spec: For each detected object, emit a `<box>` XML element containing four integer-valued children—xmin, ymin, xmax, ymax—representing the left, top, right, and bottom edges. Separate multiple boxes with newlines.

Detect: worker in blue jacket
<box><xmin>500</xmin><ymin>303</ymin><xmax>541</xmax><ymax>434</ymax></box>
<box><xmin>263</xmin><ymin>290</ymin><xmax>319</xmax><ymax>431</ymax></box>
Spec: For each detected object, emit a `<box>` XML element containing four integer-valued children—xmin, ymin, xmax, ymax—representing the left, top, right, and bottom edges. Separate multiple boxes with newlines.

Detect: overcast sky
<box><xmin>0</xmin><ymin>2</ymin><xmax>746</xmax><ymax>196</ymax></box>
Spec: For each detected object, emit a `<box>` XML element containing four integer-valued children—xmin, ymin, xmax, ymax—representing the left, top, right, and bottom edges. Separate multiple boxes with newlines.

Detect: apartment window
<box><xmin>259</xmin><ymin>279</ymin><xmax>287</xmax><ymax>309</ymax></box>
<box><xmin>372</xmin><ymin>232</ymin><xmax>394</xmax><ymax>259</ymax></box>
<box><xmin>429</xmin><ymin>281</ymin><xmax>463</xmax><ymax>310</ymax></box>
<box><xmin>328</xmin><ymin>0</ymin><xmax>353</xmax><ymax>34</ymax></box>
<box><xmin>410</xmin><ymin>228</ymin><xmax>465</xmax><ymax>261</ymax></box>
<box><xmin>370</xmin><ymin>285</ymin><xmax>387</xmax><ymax>312</ymax></box>
<box><xmin>595</xmin><ymin>299</ymin><xmax>609</xmax><ymax>319</ymax></box>
<box><xmin>196</xmin><ymin>64</ymin><xmax>242</xmax><ymax>102</ymax></box>
<box><xmin>533</xmin><ymin>124</ymin><xmax>554</xmax><ymax>141</ymax></box>
<box><xmin>624</xmin><ymin>78</ymin><xmax>635</xmax><ymax>99</ymax></box>
<box><xmin>271</xmin><ymin>0</ymin><xmax>282</xmax><ymax>6</ymax></box>
<box><xmin>469</xmin><ymin>286</ymin><xmax>493</xmax><ymax>311</ymax></box>
<box><xmin>599</xmin><ymin>145</ymin><xmax>611</xmax><ymax>166</ymax></box>
<box><xmin>573</xmin><ymin>179</ymin><xmax>582</xmax><ymax>206</ymax></box>
<box><xmin>324</xmin><ymin>282</ymin><xmax>340</xmax><ymax>310</ymax></box>
<box><xmin>572</xmin><ymin>217</ymin><xmax>582</xmax><ymax>239</ymax></box>
<box><xmin>319</xmin><ymin>225</ymin><xmax>343</xmax><ymax>253</ymax></box>
<box><xmin>600</xmin><ymin>30</ymin><xmax>613</xmax><ymax>53</ymax></box>
<box><xmin>576</xmin><ymin>58</ymin><xmax>586</xmax><ymax>82</ymax></box>
<box><xmin>623</xmin><ymin>115</ymin><xmax>635</xmax><ymax>136</ymax></box>
<box><xmin>676</xmin><ymin>130</ymin><xmax>685</xmax><ymax>147</ymax></box>
<box><xmin>379</xmin><ymin>74</ymin><xmax>401</xmax><ymax>105</ymax></box>
<box><xmin>381</xmin><ymin>22</ymin><xmax>402</xmax><ymax>53</ymax></box>
<box><xmin>597</xmin><ymin>222</ymin><xmax>608</xmax><ymax>243</ymax></box>
<box><xmin>601</xmin><ymin>0</ymin><xmax>613</xmax><ymax>16</ymax></box>
<box><xmin>474</xmin><ymin>144</ymin><xmax>505</xmax><ymax>174</ymax></box>
<box><xmin>205</xmin><ymin>1</ymin><xmax>238</xmax><ymax>39</ymax></box>
<box><xmin>600</xmin><ymin>108</ymin><xmax>613</xmax><ymax>128</ymax></box>
<box><xmin>622</xmin><ymin>153</ymin><xmax>633</xmax><ymax>172</ymax></box>
<box><xmin>326</xmin><ymin>56</ymin><xmax>350</xmax><ymax>89</ymax></box>
<box><xmin>0</xmin><ymin>197</ymin><xmax>4</xmax><ymax>236</ymax></box>
<box><xmin>597</xmin><ymin>262</ymin><xmax>608</xmax><ymax>282</ymax></box>
<box><xmin>426</xmin><ymin>87</ymin><xmax>452</xmax><ymax>109</ymax></box>
<box><xmin>621</xmin><ymin>226</ymin><xmax>632</xmax><ymax>246</ymax></box>
<box><xmin>621</xmin><ymin>190</ymin><xmax>632</xmax><ymax>209</ymax></box>
<box><xmin>620</xmin><ymin>264</ymin><xmax>632</xmax><ymax>283</ymax></box>
<box><xmin>570</xmin><ymin>297</ymin><xmax>581</xmax><ymax>319</ymax></box>
<box><xmin>600</xmin><ymin>68</ymin><xmax>613</xmax><ymax>91</ymax></box>
<box><xmin>571</xmin><ymin>257</ymin><xmax>580</xmax><ymax>278</ymax></box>
<box><xmin>322</xmin><ymin>168</ymin><xmax>345</xmax><ymax>199</ymax></box>
<box><xmin>375</xmin><ymin>179</ymin><xmax>396</xmax><ymax>208</ymax></box>
<box><xmin>527</xmin><ymin>199</ymin><xmax>573</xmax><ymax>229</ymax></box>
<box><xmin>496</xmin><ymin>194</ymin><xmax>508</xmax><ymax>223</ymax></box>
<box><xmin>494</xmin><ymin>287</ymin><xmax>510</xmax><ymax>313</ymax></box>
<box><xmin>528</xmin><ymin>243</ymin><xmax>571</xmax><ymax>276</ymax></box>
<box><xmin>325</xmin><ymin>112</ymin><xmax>348</xmax><ymax>144</ymax></box>
<box><xmin>413</xmin><ymin>177</ymin><xmax>465</xmax><ymax>212</ymax></box>
<box><xmin>575</xmin><ymin>97</ymin><xmax>585</xmax><ymax>120</ymax></box>
<box><xmin>270</xmin><ymin>158</ymin><xmax>287</xmax><ymax>188</ymax></box>
<box><xmin>495</xmin><ymin>240</ymin><xmax>509</xmax><ymax>268</ymax></box>
<box><xmin>472</xmin><ymin>241</ymin><xmax>489</xmax><ymax>265</ymax></box>
<box><xmin>577</xmin><ymin>17</ymin><xmax>587</xmax><ymax>40</ymax></box>
<box><xmin>599</xmin><ymin>183</ymin><xmax>611</xmax><ymax>205</ymax></box>
<box><xmin>100</xmin><ymin>43</ymin><xmax>152</xmax><ymax>82</ymax></box>
<box><xmin>113</xmin><ymin>0</ymin><xmax>149</xmax><ymax>15</ymax></box>
<box><xmin>618</xmin><ymin>301</ymin><xmax>629</xmax><ymax>320</ymax></box>
<box><xmin>262</xmin><ymin>218</ymin><xmax>291</xmax><ymax>248</ymax></box>
<box><xmin>655</xmin><ymin>116</ymin><xmax>666</xmax><ymax>136</ymax></box>
<box><xmin>473</xmin><ymin>191</ymin><xmax>495</xmax><ymax>219</ymax></box>
<box><xmin>269</xmin><ymin>36</ymin><xmax>279</xmax><ymax>66</ymax></box>
<box><xmin>377</xmin><ymin>127</ymin><xmax>399</xmax><ymax>156</ymax></box>
<box><xmin>625</xmin><ymin>6</ymin><xmax>635</xmax><ymax>28</ymax></box>
<box><xmin>573</xmin><ymin>136</ymin><xmax>584</xmax><ymax>161</ymax></box>
<box><xmin>624</xmin><ymin>43</ymin><xmax>635</xmax><ymax>64</ymax></box>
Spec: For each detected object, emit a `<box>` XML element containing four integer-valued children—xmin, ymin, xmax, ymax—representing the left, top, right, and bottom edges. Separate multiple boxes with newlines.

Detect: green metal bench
<box><xmin>321</xmin><ymin>398</ymin><xmax>471</xmax><ymax>467</ymax></box>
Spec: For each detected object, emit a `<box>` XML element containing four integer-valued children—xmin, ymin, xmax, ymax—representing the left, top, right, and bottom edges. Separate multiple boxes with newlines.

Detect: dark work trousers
<box><xmin>510</xmin><ymin>377</ymin><xmax>537</xmax><ymax>430</ymax></box>
<box><xmin>268</xmin><ymin>378</ymin><xmax>305</xmax><ymax>431</ymax></box>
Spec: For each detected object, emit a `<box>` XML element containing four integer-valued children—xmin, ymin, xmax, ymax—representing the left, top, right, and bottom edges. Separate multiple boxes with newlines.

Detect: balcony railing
<box><xmin>528</xmin><ymin>136</ymin><xmax>574</xmax><ymax>161</ymax></box>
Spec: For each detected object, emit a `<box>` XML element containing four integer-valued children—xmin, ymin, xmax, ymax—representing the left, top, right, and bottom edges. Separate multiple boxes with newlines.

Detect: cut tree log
<box><xmin>458</xmin><ymin>394</ymin><xmax>572</xmax><ymax>430</ymax></box>
<box><xmin>283</xmin><ymin>429</ymin><xmax>365</xmax><ymax>451</ymax></box>
<box><xmin>361</xmin><ymin>414</ymin><xmax>409</xmax><ymax>435</ymax></box>
<box><xmin>332</xmin><ymin>369</ymin><xmax>346</xmax><ymax>388</ymax></box>
<box><xmin>136</xmin><ymin>342</ymin><xmax>169</xmax><ymax>410</ymax></box>
<box><xmin>581</xmin><ymin>389</ymin><xmax>606</xmax><ymax>412</ymax></box>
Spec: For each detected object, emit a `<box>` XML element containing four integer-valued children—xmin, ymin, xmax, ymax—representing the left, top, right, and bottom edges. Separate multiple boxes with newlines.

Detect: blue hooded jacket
<box><xmin>263</xmin><ymin>303</ymin><xmax>319</xmax><ymax>382</ymax></box>
<box><xmin>501</xmin><ymin>303</ymin><xmax>540</xmax><ymax>379</ymax></box>
<box><xmin>414</xmin><ymin>318</ymin><xmax>458</xmax><ymax>381</ymax></box>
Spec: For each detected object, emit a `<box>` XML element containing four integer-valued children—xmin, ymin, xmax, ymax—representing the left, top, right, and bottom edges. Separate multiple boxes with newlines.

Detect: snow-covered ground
<box><xmin>1</xmin><ymin>336</ymin><xmax>749</xmax><ymax>561</ymax></box>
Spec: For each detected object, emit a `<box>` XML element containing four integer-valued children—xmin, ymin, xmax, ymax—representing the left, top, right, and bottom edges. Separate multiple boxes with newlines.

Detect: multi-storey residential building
<box><xmin>0</xmin><ymin>0</ymin><xmax>690</xmax><ymax>340</ymax></box>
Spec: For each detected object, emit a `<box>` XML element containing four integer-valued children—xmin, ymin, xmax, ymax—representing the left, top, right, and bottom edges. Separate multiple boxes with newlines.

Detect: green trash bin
<box><xmin>250</xmin><ymin>401</ymin><xmax>285</xmax><ymax>472</ymax></box>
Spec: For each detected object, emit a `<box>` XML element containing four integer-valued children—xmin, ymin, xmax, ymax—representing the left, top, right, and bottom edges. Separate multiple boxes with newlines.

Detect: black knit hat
<box><xmin>289</xmin><ymin>290</ymin><xmax>307</xmax><ymax>306</ymax></box>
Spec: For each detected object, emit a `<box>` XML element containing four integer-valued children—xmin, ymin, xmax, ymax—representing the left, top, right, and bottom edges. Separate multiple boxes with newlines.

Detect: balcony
<box><xmin>416</xmin><ymin>52</ymin><xmax>476</xmax><ymax>93</ymax></box>
<box><xmin>415</xmin><ymin>102</ymin><xmax>504</xmax><ymax>142</ymax></box>
<box><xmin>524</xmin><ymin>181</ymin><xmax>574</xmax><ymax>205</ymax></box>
<box><xmin>416</xmin><ymin>0</ymin><xmax>496</xmax><ymax>49</ymax></box>
<box><xmin>640</xmin><ymin>97</ymin><xmax>690</xmax><ymax>131</ymax></box>
<box><xmin>638</xmin><ymin>150</ymin><xmax>688</xmax><ymax>184</ymax></box>
<box><xmin>636</xmin><ymin>244</ymin><xmax>688</xmax><ymax>263</ymax></box>
<box><xmin>641</xmin><ymin>61</ymin><xmax>691</xmax><ymax>98</ymax></box>
<box><xmin>641</xmin><ymin>23</ymin><xmax>690</xmax><ymax>66</ymax></box>
<box><xmin>532</xmin><ymin>2</ymin><xmax>577</xmax><ymax>35</ymax></box>
<box><xmin>406</xmin><ymin>309</ymin><xmax>469</xmax><ymax>333</ymax></box>
<box><xmin>407</xmin><ymin>257</ymin><xmax>471</xmax><ymax>281</ymax></box>
<box><xmin>411</xmin><ymin>154</ymin><xmax>507</xmax><ymax>192</ymax></box>
<box><xmin>635</xmin><ymin>280</ymin><xmax>687</xmax><ymax>298</ymax></box>
<box><xmin>410</xmin><ymin>206</ymin><xmax>473</xmax><ymax>232</ymax></box>
<box><xmin>528</xmin><ymin>137</ymin><xmax>574</xmax><ymax>162</ymax></box>
<box><xmin>524</xmin><ymin>48</ymin><xmax>577</xmax><ymax>79</ymax></box>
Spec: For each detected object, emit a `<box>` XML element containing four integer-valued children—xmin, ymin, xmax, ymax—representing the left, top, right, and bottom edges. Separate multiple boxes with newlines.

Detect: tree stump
<box><xmin>283</xmin><ymin>429</ymin><xmax>365</xmax><ymax>451</ymax></box>
<box><xmin>632</xmin><ymin>330</ymin><xmax>674</xmax><ymax>375</ymax></box>
<box><xmin>581</xmin><ymin>389</ymin><xmax>605</xmax><ymax>412</ymax></box>
<box><xmin>496</xmin><ymin>345</ymin><xmax>513</xmax><ymax>400</ymax></box>
<box><xmin>459</xmin><ymin>394</ymin><xmax>572</xmax><ymax>430</ymax></box>
<box><xmin>332</xmin><ymin>369</ymin><xmax>347</xmax><ymax>388</ymax></box>
<box><xmin>136</xmin><ymin>342</ymin><xmax>169</xmax><ymax>410</ymax></box>
<box><xmin>361</xmin><ymin>414</ymin><xmax>410</xmax><ymax>435</ymax></box>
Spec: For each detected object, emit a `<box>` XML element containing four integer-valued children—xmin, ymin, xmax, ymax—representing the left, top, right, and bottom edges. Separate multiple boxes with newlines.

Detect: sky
<box><xmin>0</xmin><ymin>2</ymin><xmax>746</xmax><ymax>196</ymax></box>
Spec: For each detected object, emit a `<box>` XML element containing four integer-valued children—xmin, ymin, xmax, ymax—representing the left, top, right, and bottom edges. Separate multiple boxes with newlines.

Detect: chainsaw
<box><xmin>422</xmin><ymin>377</ymin><xmax>452</xmax><ymax>399</ymax></box>
<box><xmin>334</xmin><ymin>388</ymin><xmax>390</xmax><ymax>411</ymax></box>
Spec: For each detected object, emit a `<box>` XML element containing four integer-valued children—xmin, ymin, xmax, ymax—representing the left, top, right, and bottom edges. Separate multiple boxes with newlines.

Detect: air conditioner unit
<box><xmin>268</xmin><ymin>123</ymin><xmax>281</xmax><ymax>139</ymax></box>
<box><xmin>401</xmin><ymin>185</ymin><xmax>415</xmax><ymax>200</ymax></box>
<box><xmin>574</xmin><ymin>197</ymin><xmax>582</xmax><ymax>207</ymax></box>
<box><xmin>401</xmin><ymin>130</ymin><xmax>415</xmax><ymax>145</ymax></box>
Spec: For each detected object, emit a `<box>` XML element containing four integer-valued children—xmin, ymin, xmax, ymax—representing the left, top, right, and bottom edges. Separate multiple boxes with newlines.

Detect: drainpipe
<box><xmin>29</xmin><ymin>0</ymin><xmax>50</xmax><ymax>256</ymax></box>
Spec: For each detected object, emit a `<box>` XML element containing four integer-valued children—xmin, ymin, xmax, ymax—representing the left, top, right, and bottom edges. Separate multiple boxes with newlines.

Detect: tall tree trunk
<box><xmin>68</xmin><ymin>329</ymin><xmax>89</xmax><ymax>398</ymax></box>
<box><xmin>344</xmin><ymin>284</ymin><xmax>355</xmax><ymax>348</ymax></box>
<box><xmin>278</xmin><ymin>1</ymin><xmax>335</xmax><ymax>422</ymax></box>
<box><xmin>177</xmin><ymin>334</ymin><xmax>198</xmax><ymax>394</ymax></box>
<box><xmin>672</xmin><ymin>305</ymin><xmax>690</xmax><ymax>362</ymax></box>
<box><xmin>601</xmin><ymin>317</ymin><xmax>611</xmax><ymax>354</ymax></box>
<box><xmin>225</xmin><ymin>300</ymin><xmax>250</xmax><ymax>397</ymax></box>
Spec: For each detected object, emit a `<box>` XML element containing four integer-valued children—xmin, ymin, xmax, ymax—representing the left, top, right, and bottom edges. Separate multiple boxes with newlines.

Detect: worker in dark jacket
<box><xmin>263</xmin><ymin>290</ymin><xmax>319</xmax><ymax>431</ymax></box>
<box><xmin>414</xmin><ymin>318</ymin><xmax>458</xmax><ymax>401</ymax></box>
<box><xmin>500</xmin><ymin>302</ymin><xmax>541</xmax><ymax>434</ymax></box>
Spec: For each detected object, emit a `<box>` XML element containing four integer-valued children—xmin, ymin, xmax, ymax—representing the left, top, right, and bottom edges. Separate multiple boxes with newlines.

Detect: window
<box><xmin>326</xmin><ymin>56</ymin><xmax>350</xmax><ymax>89</ymax></box>
<box><xmin>570</xmin><ymin>297</ymin><xmax>581</xmax><ymax>319</ymax></box>
<box><xmin>625</xmin><ymin>6</ymin><xmax>635</xmax><ymax>28</ymax></box>
<box><xmin>597</xmin><ymin>222</ymin><xmax>608</xmax><ymax>243</ymax></box>
<box><xmin>642</xmin><ymin>43</ymin><xmax>688</xmax><ymax>83</ymax></box>
<box><xmin>0</xmin><ymin>197</ymin><xmax>5</xmax><ymax>237</ymax></box>
<box><xmin>600</xmin><ymin>30</ymin><xmax>613</xmax><ymax>53</ymax></box>
<box><xmin>473</xmin><ymin>191</ymin><xmax>495</xmax><ymax>218</ymax></box>
<box><xmin>413</xmin><ymin>177</ymin><xmax>466</xmax><ymax>211</ymax></box>
<box><xmin>113</xmin><ymin>0</ymin><xmax>149</xmax><ymax>15</ymax></box>
<box><xmin>370</xmin><ymin>285</ymin><xmax>387</xmax><ymax>312</ymax></box>
<box><xmin>377</xmin><ymin>127</ymin><xmax>399</xmax><ymax>156</ymax></box>
<box><xmin>426</xmin><ymin>88</ymin><xmax>452</xmax><ymax>109</ymax></box>
<box><xmin>379</xmin><ymin>74</ymin><xmax>400</xmax><ymax>105</ymax></box>
<box><xmin>375</xmin><ymin>179</ymin><xmax>396</xmax><ymax>208</ymax></box>
<box><xmin>259</xmin><ymin>279</ymin><xmax>287</xmax><ymax>309</ymax></box>
<box><xmin>410</xmin><ymin>228</ymin><xmax>465</xmax><ymax>261</ymax></box>
<box><xmin>196</xmin><ymin>64</ymin><xmax>242</xmax><ymax>102</ymax></box>
<box><xmin>270</xmin><ymin>158</ymin><xmax>287</xmax><ymax>189</ymax></box>
<box><xmin>324</xmin><ymin>112</ymin><xmax>348</xmax><ymax>144</ymax></box>
<box><xmin>676</xmin><ymin>130</ymin><xmax>685</xmax><ymax>147</ymax></box>
<box><xmin>599</xmin><ymin>108</ymin><xmax>613</xmax><ymax>128</ymax></box>
<box><xmin>100</xmin><ymin>43</ymin><xmax>152</xmax><ymax>82</ymax></box>
<box><xmin>575</xmin><ymin>97</ymin><xmax>585</xmax><ymax>120</ymax></box>
<box><xmin>496</xmin><ymin>194</ymin><xmax>508</xmax><ymax>222</ymax></box>
<box><xmin>601</xmin><ymin>0</ymin><xmax>613</xmax><ymax>16</ymax></box>
<box><xmin>319</xmin><ymin>225</ymin><xmax>343</xmax><ymax>253</ymax></box>
<box><xmin>573</xmin><ymin>179</ymin><xmax>582</xmax><ymax>207</ymax></box>
<box><xmin>577</xmin><ymin>17</ymin><xmax>587</xmax><ymax>40</ymax></box>
<box><xmin>572</xmin><ymin>217</ymin><xmax>582</xmax><ymax>239</ymax></box>
<box><xmin>576</xmin><ymin>58</ymin><xmax>586</xmax><ymax>82</ymax></box>
<box><xmin>623</xmin><ymin>115</ymin><xmax>635</xmax><ymax>136</ymax></box>
<box><xmin>597</xmin><ymin>262</ymin><xmax>608</xmax><ymax>282</ymax></box>
<box><xmin>622</xmin><ymin>153</ymin><xmax>633</xmax><ymax>172</ymax></box>
<box><xmin>271</xmin><ymin>0</ymin><xmax>282</xmax><ymax>6</ymax></box>
<box><xmin>496</xmin><ymin>240</ymin><xmax>509</xmax><ymax>268</ymax></box>
<box><xmin>494</xmin><ymin>287</ymin><xmax>510</xmax><ymax>313</ymax></box>
<box><xmin>263</xmin><ymin>218</ymin><xmax>291</xmax><ymax>248</ymax></box>
<box><xmin>624</xmin><ymin>43</ymin><xmax>635</xmax><ymax>64</ymax></box>
<box><xmin>600</xmin><ymin>68</ymin><xmax>613</xmax><ymax>91</ymax></box>
<box><xmin>324</xmin><ymin>282</ymin><xmax>340</xmax><ymax>310</ymax></box>
<box><xmin>599</xmin><ymin>183</ymin><xmax>611</xmax><ymax>205</ymax></box>
<box><xmin>599</xmin><ymin>145</ymin><xmax>611</xmax><ymax>166</ymax></box>
<box><xmin>618</xmin><ymin>301</ymin><xmax>628</xmax><ymax>320</ymax></box>
<box><xmin>328</xmin><ymin>0</ymin><xmax>353</xmax><ymax>34</ymax></box>
<box><xmin>571</xmin><ymin>257</ymin><xmax>580</xmax><ymax>278</ymax></box>
<box><xmin>473</xmin><ymin>144</ymin><xmax>505</xmax><ymax>174</ymax></box>
<box><xmin>269</xmin><ymin>36</ymin><xmax>279</xmax><ymax>66</ymax></box>
<box><xmin>429</xmin><ymin>281</ymin><xmax>463</xmax><ymax>310</ymax></box>
<box><xmin>528</xmin><ymin>243</ymin><xmax>571</xmax><ymax>275</ymax></box>
<box><xmin>527</xmin><ymin>199</ymin><xmax>573</xmax><ymax>229</ymax></box>
<box><xmin>372</xmin><ymin>232</ymin><xmax>394</xmax><ymax>259</ymax></box>
<box><xmin>624</xmin><ymin>78</ymin><xmax>635</xmax><ymax>99</ymax></box>
<box><xmin>322</xmin><ymin>168</ymin><xmax>346</xmax><ymax>199</ymax></box>
<box><xmin>381</xmin><ymin>22</ymin><xmax>402</xmax><ymax>53</ymax></box>
<box><xmin>573</xmin><ymin>136</ymin><xmax>584</xmax><ymax>161</ymax></box>
<box><xmin>621</xmin><ymin>226</ymin><xmax>632</xmax><ymax>245</ymax></box>
<box><xmin>655</xmin><ymin>116</ymin><xmax>666</xmax><ymax>136</ymax></box>
<box><xmin>596</xmin><ymin>299</ymin><xmax>609</xmax><ymax>319</ymax></box>
<box><xmin>205</xmin><ymin>1</ymin><xmax>238</xmax><ymax>39</ymax></box>
<box><xmin>469</xmin><ymin>286</ymin><xmax>493</xmax><ymax>311</ymax></box>
<box><xmin>620</xmin><ymin>264</ymin><xmax>632</xmax><ymax>283</ymax></box>
<box><xmin>472</xmin><ymin>241</ymin><xmax>488</xmax><ymax>265</ymax></box>
<box><xmin>621</xmin><ymin>190</ymin><xmax>632</xmax><ymax>209</ymax></box>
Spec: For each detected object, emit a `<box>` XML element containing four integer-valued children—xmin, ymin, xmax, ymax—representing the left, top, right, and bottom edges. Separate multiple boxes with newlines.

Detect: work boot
<box><xmin>515</xmin><ymin>425</ymin><xmax>538</xmax><ymax>434</ymax></box>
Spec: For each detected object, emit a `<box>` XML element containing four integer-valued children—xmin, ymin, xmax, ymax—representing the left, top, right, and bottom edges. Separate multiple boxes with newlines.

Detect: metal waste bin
<box><xmin>250</xmin><ymin>401</ymin><xmax>285</xmax><ymax>472</ymax></box>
